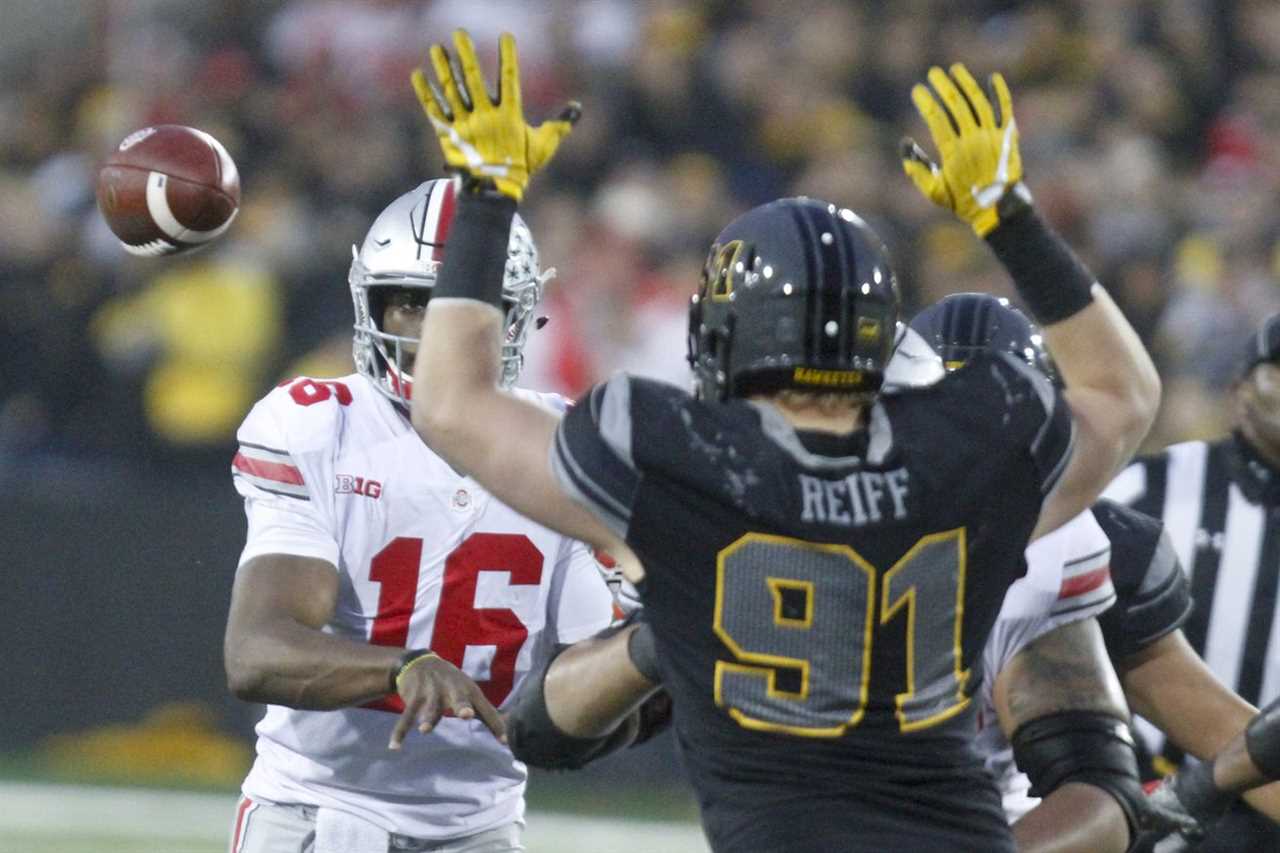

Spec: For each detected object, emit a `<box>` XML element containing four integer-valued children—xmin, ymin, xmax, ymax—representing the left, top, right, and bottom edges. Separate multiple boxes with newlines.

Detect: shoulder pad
<box><xmin>1091</xmin><ymin>499</ymin><xmax>1191</xmax><ymax>659</ymax></box>
<box><xmin>233</xmin><ymin>376</ymin><xmax>361</xmax><ymax>501</ymax></box>
<box><xmin>238</xmin><ymin>376</ymin><xmax>359</xmax><ymax>455</ymax></box>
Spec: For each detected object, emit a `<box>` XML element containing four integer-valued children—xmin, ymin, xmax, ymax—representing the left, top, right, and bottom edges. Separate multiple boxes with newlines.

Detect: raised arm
<box><xmin>406</xmin><ymin>30</ymin><xmax>637</xmax><ymax>574</ymax></box>
<box><xmin>902</xmin><ymin>64</ymin><xmax>1160</xmax><ymax>540</ymax></box>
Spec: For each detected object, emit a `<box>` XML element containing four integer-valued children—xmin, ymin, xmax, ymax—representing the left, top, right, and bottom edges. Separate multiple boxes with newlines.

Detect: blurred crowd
<box><xmin>4</xmin><ymin>0</ymin><xmax>1280</xmax><ymax>468</ymax></box>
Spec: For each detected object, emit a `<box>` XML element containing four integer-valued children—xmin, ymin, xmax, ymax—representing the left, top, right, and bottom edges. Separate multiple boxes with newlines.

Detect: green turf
<box><xmin>0</xmin><ymin>834</ymin><xmax>222</xmax><ymax>853</ymax></box>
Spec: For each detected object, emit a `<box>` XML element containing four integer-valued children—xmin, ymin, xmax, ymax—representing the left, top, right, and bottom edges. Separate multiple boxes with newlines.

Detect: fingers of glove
<box><xmin>902</xmin><ymin>157</ymin><xmax>949</xmax><ymax>207</ymax></box>
<box><xmin>991</xmin><ymin>72</ymin><xmax>1014</xmax><ymax>128</ymax></box>
<box><xmin>429</xmin><ymin>44</ymin><xmax>468</xmax><ymax>117</ymax></box>
<box><xmin>498</xmin><ymin>32</ymin><xmax>521</xmax><ymax>112</ymax></box>
<box><xmin>926</xmin><ymin>66</ymin><xmax>978</xmax><ymax>134</ymax></box>
<box><xmin>527</xmin><ymin>119</ymin><xmax>574</xmax><ymax>171</ymax></box>
<box><xmin>900</xmin><ymin>137</ymin><xmax>937</xmax><ymax>169</ymax></box>
<box><xmin>900</xmin><ymin>137</ymin><xmax>949</xmax><ymax>206</ymax></box>
<box><xmin>950</xmin><ymin>63</ymin><xmax>994</xmax><ymax>128</ymax></box>
<box><xmin>911</xmin><ymin>82</ymin><xmax>956</xmax><ymax>149</ymax></box>
<box><xmin>451</xmin><ymin>29</ymin><xmax>487</xmax><ymax>111</ymax></box>
<box><xmin>411</xmin><ymin>68</ymin><xmax>450</xmax><ymax>124</ymax></box>
<box><xmin>557</xmin><ymin>100</ymin><xmax>583</xmax><ymax>125</ymax></box>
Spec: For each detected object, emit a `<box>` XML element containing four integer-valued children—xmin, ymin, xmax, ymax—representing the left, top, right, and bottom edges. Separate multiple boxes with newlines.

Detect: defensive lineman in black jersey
<box><xmin>554</xmin><ymin>359</ymin><xmax>1070</xmax><ymax>849</ymax></box>
<box><xmin>407</xmin><ymin>33</ymin><xmax>1160</xmax><ymax>852</ymax></box>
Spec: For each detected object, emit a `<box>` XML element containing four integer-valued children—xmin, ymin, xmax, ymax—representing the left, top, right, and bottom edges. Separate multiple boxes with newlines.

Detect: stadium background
<box><xmin>2</xmin><ymin>0</ymin><xmax>1278</xmax><ymax>849</ymax></box>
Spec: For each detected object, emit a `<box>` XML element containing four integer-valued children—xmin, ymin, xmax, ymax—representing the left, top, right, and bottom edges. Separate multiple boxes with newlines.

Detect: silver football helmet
<box><xmin>349</xmin><ymin>178</ymin><xmax>550</xmax><ymax>405</ymax></box>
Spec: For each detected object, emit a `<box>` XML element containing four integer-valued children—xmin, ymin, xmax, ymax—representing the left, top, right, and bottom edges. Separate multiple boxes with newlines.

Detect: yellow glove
<box><xmin>411</xmin><ymin>30</ymin><xmax>580</xmax><ymax>202</ymax></box>
<box><xmin>901</xmin><ymin>63</ymin><xmax>1028</xmax><ymax>237</ymax></box>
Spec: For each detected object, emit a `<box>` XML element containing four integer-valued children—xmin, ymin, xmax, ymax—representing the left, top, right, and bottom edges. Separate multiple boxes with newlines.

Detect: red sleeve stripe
<box><xmin>233</xmin><ymin>451</ymin><xmax>304</xmax><ymax>486</ymax></box>
<box><xmin>1060</xmin><ymin>565</ymin><xmax>1112</xmax><ymax>599</ymax></box>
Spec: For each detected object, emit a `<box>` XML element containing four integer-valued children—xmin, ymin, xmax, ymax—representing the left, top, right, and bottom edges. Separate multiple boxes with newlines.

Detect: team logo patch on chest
<box><xmin>335</xmin><ymin>474</ymin><xmax>382</xmax><ymax>499</ymax></box>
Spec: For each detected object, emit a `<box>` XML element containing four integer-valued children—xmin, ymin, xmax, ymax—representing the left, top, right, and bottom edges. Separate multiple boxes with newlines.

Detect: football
<box><xmin>96</xmin><ymin>124</ymin><xmax>241</xmax><ymax>257</ymax></box>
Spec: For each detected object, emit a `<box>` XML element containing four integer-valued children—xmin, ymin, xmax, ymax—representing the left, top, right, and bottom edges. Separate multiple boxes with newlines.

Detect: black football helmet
<box><xmin>687</xmin><ymin>197</ymin><xmax>900</xmax><ymax>401</ymax></box>
<box><xmin>909</xmin><ymin>292</ymin><xmax>1057</xmax><ymax>382</ymax></box>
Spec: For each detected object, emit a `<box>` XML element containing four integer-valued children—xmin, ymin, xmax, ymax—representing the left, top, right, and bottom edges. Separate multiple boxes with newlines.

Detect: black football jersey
<box><xmin>1091</xmin><ymin>498</ymin><xmax>1193</xmax><ymax>662</ymax></box>
<box><xmin>553</xmin><ymin>353</ymin><xmax>1072</xmax><ymax>852</ymax></box>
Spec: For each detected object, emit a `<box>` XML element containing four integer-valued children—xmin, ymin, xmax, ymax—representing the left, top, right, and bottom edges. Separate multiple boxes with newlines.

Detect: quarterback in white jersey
<box><xmin>975</xmin><ymin>508</ymin><xmax>1116</xmax><ymax>821</ymax></box>
<box><xmin>223</xmin><ymin>179</ymin><xmax>614</xmax><ymax>853</ymax></box>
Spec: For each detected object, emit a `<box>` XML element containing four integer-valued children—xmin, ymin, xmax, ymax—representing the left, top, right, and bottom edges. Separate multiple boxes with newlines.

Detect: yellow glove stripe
<box><xmin>926</xmin><ymin>66</ymin><xmax>977</xmax><ymax>134</ymax></box>
<box><xmin>911</xmin><ymin>84</ymin><xmax>955</xmax><ymax>146</ymax></box>
<box><xmin>950</xmin><ymin>63</ymin><xmax>994</xmax><ymax>128</ymax></box>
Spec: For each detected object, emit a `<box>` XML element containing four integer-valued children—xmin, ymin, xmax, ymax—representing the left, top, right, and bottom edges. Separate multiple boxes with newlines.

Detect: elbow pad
<box><xmin>1011</xmin><ymin>711</ymin><xmax>1146</xmax><ymax>838</ymax></box>
<box><xmin>505</xmin><ymin>643</ymin><xmax>640</xmax><ymax>771</ymax></box>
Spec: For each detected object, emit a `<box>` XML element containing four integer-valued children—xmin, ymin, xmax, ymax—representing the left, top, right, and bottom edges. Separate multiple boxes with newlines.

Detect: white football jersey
<box><xmin>231</xmin><ymin>374</ymin><xmax>614</xmax><ymax>840</ymax></box>
<box><xmin>974</xmin><ymin>509</ymin><xmax>1118</xmax><ymax>823</ymax></box>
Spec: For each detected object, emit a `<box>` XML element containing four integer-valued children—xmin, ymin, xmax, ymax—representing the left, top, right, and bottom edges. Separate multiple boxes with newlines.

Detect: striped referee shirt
<box><xmin>1104</xmin><ymin>437</ymin><xmax>1280</xmax><ymax>751</ymax></box>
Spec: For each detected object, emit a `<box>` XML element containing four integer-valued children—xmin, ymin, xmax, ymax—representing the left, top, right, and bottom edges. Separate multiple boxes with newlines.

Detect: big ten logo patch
<box><xmin>336</xmin><ymin>474</ymin><xmax>382</xmax><ymax>499</ymax></box>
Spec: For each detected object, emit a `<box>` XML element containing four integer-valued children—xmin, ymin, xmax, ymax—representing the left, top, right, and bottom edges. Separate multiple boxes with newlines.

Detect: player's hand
<box><xmin>1133</xmin><ymin>768</ymin><xmax>1230</xmax><ymax>849</ymax></box>
<box><xmin>901</xmin><ymin>63</ymin><xmax>1028</xmax><ymax>238</ymax></box>
<box><xmin>388</xmin><ymin>652</ymin><xmax>506</xmax><ymax>749</ymax></box>
<box><xmin>411</xmin><ymin>29</ymin><xmax>580</xmax><ymax>202</ymax></box>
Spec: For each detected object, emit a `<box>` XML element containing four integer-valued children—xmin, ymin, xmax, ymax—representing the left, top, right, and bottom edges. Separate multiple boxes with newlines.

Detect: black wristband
<box><xmin>433</xmin><ymin>188</ymin><xmax>517</xmax><ymax>309</ymax></box>
<box><xmin>1246</xmin><ymin>694</ymin><xmax>1280</xmax><ymax>780</ymax></box>
<box><xmin>390</xmin><ymin>648</ymin><xmax>433</xmax><ymax>694</ymax></box>
<box><xmin>984</xmin><ymin>204</ymin><xmax>1095</xmax><ymax>325</ymax></box>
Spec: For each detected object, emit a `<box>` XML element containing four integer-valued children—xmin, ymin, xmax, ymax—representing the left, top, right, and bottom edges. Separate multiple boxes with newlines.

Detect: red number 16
<box><xmin>364</xmin><ymin>533</ymin><xmax>544</xmax><ymax>712</ymax></box>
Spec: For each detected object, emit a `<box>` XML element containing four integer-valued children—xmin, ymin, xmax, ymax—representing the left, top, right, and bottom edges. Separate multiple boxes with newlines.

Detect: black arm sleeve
<box><xmin>505</xmin><ymin>642</ymin><xmax>640</xmax><ymax>771</ymax></box>
<box><xmin>985</xmin><ymin>203</ymin><xmax>1096</xmax><ymax>324</ymax></box>
<box><xmin>432</xmin><ymin>190</ymin><xmax>516</xmax><ymax>309</ymax></box>
<box><xmin>1012</xmin><ymin>710</ymin><xmax>1147</xmax><ymax>839</ymax></box>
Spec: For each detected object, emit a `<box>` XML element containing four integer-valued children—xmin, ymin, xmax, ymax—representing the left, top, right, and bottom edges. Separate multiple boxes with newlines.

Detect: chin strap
<box><xmin>1226</xmin><ymin>431</ymin><xmax>1280</xmax><ymax>506</ymax></box>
